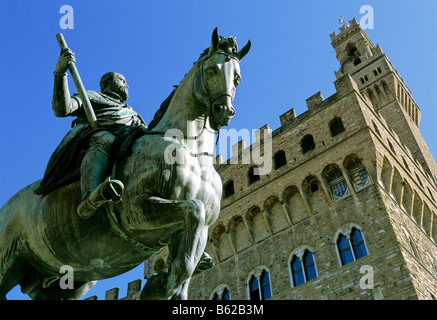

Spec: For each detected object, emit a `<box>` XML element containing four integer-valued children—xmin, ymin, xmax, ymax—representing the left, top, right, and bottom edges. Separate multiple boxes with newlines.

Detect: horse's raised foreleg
<box><xmin>129</xmin><ymin>195</ymin><xmax>207</xmax><ymax>300</ymax></box>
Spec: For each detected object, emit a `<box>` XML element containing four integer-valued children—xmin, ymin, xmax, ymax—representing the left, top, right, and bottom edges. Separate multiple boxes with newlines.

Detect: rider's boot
<box><xmin>77</xmin><ymin>149</ymin><xmax>124</xmax><ymax>219</ymax></box>
<box><xmin>77</xmin><ymin>177</ymin><xmax>124</xmax><ymax>219</ymax></box>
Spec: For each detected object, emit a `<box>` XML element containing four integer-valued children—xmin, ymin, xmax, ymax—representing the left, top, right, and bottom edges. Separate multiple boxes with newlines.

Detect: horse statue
<box><xmin>0</xmin><ymin>28</ymin><xmax>250</xmax><ymax>300</ymax></box>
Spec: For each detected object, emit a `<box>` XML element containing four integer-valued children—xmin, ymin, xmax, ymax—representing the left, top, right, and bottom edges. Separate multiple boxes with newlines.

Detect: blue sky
<box><xmin>1</xmin><ymin>1</ymin><xmax>436</xmax><ymax>300</ymax></box>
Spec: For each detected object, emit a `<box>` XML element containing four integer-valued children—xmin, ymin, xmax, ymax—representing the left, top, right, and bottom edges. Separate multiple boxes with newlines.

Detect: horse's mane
<box><xmin>147</xmin><ymin>36</ymin><xmax>239</xmax><ymax>131</ymax></box>
<box><xmin>147</xmin><ymin>85</ymin><xmax>178</xmax><ymax>131</ymax></box>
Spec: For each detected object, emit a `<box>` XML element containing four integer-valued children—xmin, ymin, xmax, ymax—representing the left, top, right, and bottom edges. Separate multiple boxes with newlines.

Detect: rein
<box><xmin>195</xmin><ymin>50</ymin><xmax>238</xmax><ymax>143</ymax></box>
<box><xmin>200</xmin><ymin>50</ymin><xmax>238</xmax><ymax>107</ymax></box>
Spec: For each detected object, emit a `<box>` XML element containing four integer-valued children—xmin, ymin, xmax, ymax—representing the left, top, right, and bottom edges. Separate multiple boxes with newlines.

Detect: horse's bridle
<box><xmin>200</xmin><ymin>50</ymin><xmax>239</xmax><ymax>106</ymax></box>
<box><xmin>196</xmin><ymin>50</ymin><xmax>239</xmax><ymax>137</ymax></box>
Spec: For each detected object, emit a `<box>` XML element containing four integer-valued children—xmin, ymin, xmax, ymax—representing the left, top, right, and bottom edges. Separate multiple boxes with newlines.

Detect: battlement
<box><xmin>85</xmin><ymin>279</ymin><xmax>142</xmax><ymax>300</ymax></box>
<box><xmin>330</xmin><ymin>17</ymin><xmax>379</xmax><ymax>80</ymax></box>
<box><xmin>215</xmin><ymin>124</ymin><xmax>272</xmax><ymax>169</ymax></box>
<box><xmin>215</xmin><ymin>73</ymin><xmax>360</xmax><ymax>170</ymax></box>
<box><xmin>329</xmin><ymin>17</ymin><xmax>375</xmax><ymax>50</ymax></box>
<box><xmin>329</xmin><ymin>17</ymin><xmax>361</xmax><ymax>42</ymax></box>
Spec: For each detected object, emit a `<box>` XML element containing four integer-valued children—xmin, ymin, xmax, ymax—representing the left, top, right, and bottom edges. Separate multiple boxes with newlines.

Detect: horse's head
<box><xmin>196</xmin><ymin>28</ymin><xmax>251</xmax><ymax>131</ymax></box>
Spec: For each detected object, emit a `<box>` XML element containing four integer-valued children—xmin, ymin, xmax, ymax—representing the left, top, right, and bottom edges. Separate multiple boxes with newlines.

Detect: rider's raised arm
<box><xmin>52</xmin><ymin>49</ymin><xmax>80</xmax><ymax>117</ymax></box>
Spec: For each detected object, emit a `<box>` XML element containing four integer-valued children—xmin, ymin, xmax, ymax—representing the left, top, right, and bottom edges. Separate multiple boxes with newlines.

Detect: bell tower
<box><xmin>331</xmin><ymin>18</ymin><xmax>375</xmax><ymax>77</ymax></box>
<box><xmin>330</xmin><ymin>18</ymin><xmax>437</xmax><ymax>182</ymax></box>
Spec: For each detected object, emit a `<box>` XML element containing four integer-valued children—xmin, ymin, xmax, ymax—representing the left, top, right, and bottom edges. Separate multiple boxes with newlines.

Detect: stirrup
<box><xmin>196</xmin><ymin>252</ymin><xmax>215</xmax><ymax>272</ymax></box>
<box><xmin>77</xmin><ymin>177</ymin><xmax>124</xmax><ymax>219</ymax></box>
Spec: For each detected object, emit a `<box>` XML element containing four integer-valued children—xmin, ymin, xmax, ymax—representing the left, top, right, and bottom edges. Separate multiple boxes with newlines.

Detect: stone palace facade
<box><xmin>98</xmin><ymin>18</ymin><xmax>437</xmax><ymax>300</ymax></box>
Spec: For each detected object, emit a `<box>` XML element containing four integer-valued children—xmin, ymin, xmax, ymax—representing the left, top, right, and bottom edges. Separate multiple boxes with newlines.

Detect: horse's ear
<box><xmin>238</xmin><ymin>40</ymin><xmax>251</xmax><ymax>60</ymax></box>
<box><xmin>209</xmin><ymin>27</ymin><xmax>219</xmax><ymax>54</ymax></box>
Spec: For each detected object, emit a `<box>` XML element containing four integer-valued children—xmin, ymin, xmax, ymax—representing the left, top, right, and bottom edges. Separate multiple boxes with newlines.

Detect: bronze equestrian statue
<box><xmin>0</xmin><ymin>28</ymin><xmax>250</xmax><ymax>300</ymax></box>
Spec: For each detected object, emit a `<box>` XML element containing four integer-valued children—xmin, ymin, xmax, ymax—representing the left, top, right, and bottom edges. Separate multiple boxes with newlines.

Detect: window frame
<box><xmin>329</xmin><ymin>117</ymin><xmax>346</xmax><ymax>137</ymax></box>
<box><xmin>289</xmin><ymin>247</ymin><xmax>318</xmax><ymax>288</ymax></box>
<box><xmin>248</xmin><ymin>166</ymin><xmax>260</xmax><ymax>184</ymax></box>
<box><xmin>247</xmin><ymin>267</ymin><xmax>272</xmax><ymax>300</ymax></box>
<box><xmin>210</xmin><ymin>284</ymin><xmax>231</xmax><ymax>300</ymax></box>
<box><xmin>224</xmin><ymin>180</ymin><xmax>235</xmax><ymax>199</ymax></box>
<box><xmin>274</xmin><ymin>150</ymin><xmax>287</xmax><ymax>170</ymax></box>
<box><xmin>301</xmin><ymin>135</ymin><xmax>316</xmax><ymax>154</ymax></box>
<box><xmin>335</xmin><ymin>225</ymin><xmax>369</xmax><ymax>266</ymax></box>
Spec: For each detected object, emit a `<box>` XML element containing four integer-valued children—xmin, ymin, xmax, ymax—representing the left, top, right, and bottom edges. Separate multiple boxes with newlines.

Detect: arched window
<box><xmin>301</xmin><ymin>135</ymin><xmax>315</xmax><ymax>154</ymax></box>
<box><xmin>346</xmin><ymin>43</ymin><xmax>359</xmax><ymax>57</ymax></box>
<box><xmin>336</xmin><ymin>227</ymin><xmax>369</xmax><ymax>266</ymax></box>
<box><xmin>249</xmin><ymin>275</ymin><xmax>259</xmax><ymax>300</ymax></box>
<box><xmin>351</xmin><ymin>228</ymin><xmax>368</xmax><ymax>259</ymax></box>
<box><xmin>303</xmin><ymin>175</ymin><xmax>321</xmax><ymax>194</ymax></box>
<box><xmin>337</xmin><ymin>233</ymin><xmax>354</xmax><ymax>265</ymax></box>
<box><xmin>212</xmin><ymin>286</ymin><xmax>231</xmax><ymax>300</ymax></box>
<box><xmin>290</xmin><ymin>249</ymin><xmax>317</xmax><ymax>287</ymax></box>
<box><xmin>248</xmin><ymin>166</ymin><xmax>260</xmax><ymax>184</ymax></box>
<box><xmin>274</xmin><ymin>150</ymin><xmax>287</xmax><ymax>170</ymax></box>
<box><xmin>329</xmin><ymin>118</ymin><xmax>345</xmax><ymax>137</ymax></box>
<box><xmin>291</xmin><ymin>256</ymin><xmax>304</xmax><ymax>286</ymax></box>
<box><xmin>345</xmin><ymin>43</ymin><xmax>361</xmax><ymax>65</ymax></box>
<box><xmin>379</xmin><ymin>157</ymin><xmax>392</xmax><ymax>189</ymax></box>
<box><xmin>224</xmin><ymin>180</ymin><xmax>235</xmax><ymax>198</ymax></box>
<box><xmin>367</xmin><ymin>88</ymin><xmax>380</xmax><ymax>109</ymax></box>
<box><xmin>248</xmin><ymin>269</ymin><xmax>271</xmax><ymax>300</ymax></box>
<box><xmin>260</xmin><ymin>270</ymin><xmax>271</xmax><ymax>300</ymax></box>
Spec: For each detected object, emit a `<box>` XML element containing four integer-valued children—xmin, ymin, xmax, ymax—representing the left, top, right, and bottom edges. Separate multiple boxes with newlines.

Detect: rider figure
<box><xmin>35</xmin><ymin>48</ymin><xmax>147</xmax><ymax>219</ymax></box>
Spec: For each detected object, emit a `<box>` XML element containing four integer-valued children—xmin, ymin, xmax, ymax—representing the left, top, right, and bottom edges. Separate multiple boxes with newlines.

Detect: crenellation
<box><xmin>104</xmin><ymin>287</ymin><xmax>119</xmax><ymax>300</ymax></box>
<box><xmin>218</xmin><ymin>86</ymin><xmax>360</xmax><ymax>171</ymax></box>
<box><xmin>230</xmin><ymin>138</ymin><xmax>247</xmax><ymax>164</ymax></box>
<box><xmin>306</xmin><ymin>91</ymin><xmax>324</xmax><ymax>110</ymax></box>
<box><xmin>85</xmin><ymin>279</ymin><xmax>143</xmax><ymax>300</ymax></box>
<box><xmin>253</xmin><ymin>124</ymin><xmax>271</xmax><ymax>148</ymax></box>
<box><xmin>126</xmin><ymin>279</ymin><xmax>142</xmax><ymax>300</ymax></box>
<box><xmin>371</xmin><ymin>44</ymin><xmax>384</xmax><ymax>56</ymax></box>
<box><xmin>329</xmin><ymin>30</ymin><xmax>337</xmax><ymax>41</ymax></box>
<box><xmin>334</xmin><ymin>73</ymin><xmax>360</xmax><ymax>94</ymax></box>
<box><xmin>215</xmin><ymin>154</ymin><xmax>223</xmax><ymax>165</ymax></box>
<box><xmin>279</xmin><ymin>108</ymin><xmax>296</xmax><ymax>126</ymax></box>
